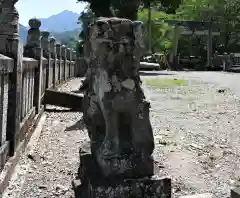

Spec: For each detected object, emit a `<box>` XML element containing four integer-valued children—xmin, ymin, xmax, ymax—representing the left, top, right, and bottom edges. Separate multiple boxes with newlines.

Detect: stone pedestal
<box><xmin>73</xmin><ymin>151</ymin><xmax>171</xmax><ymax>198</ymax></box>
<box><xmin>88</xmin><ymin>177</ymin><xmax>171</xmax><ymax>198</ymax></box>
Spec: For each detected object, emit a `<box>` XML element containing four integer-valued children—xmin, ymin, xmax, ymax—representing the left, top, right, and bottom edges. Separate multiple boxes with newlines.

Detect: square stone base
<box><xmin>88</xmin><ymin>177</ymin><xmax>171</xmax><ymax>197</ymax></box>
<box><xmin>79</xmin><ymin>151</ymin><xmax>154</xmax><ymax>181</ymax></box>
<box><xmin>73</xmin><ymin>176</ymin><xmax>171</xmax><ymax>198</ymax></box>
<box><xmin>74</xmin><ymin>152</ymin><xmax>171</xmax><ymax>198</ymax></box>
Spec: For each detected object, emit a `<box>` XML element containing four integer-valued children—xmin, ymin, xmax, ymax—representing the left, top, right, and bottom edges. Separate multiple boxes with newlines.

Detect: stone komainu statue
<box><xmin>82</xmin><ymin>17</ymin><xmax>154</xmax><ymax>178</ymax></box>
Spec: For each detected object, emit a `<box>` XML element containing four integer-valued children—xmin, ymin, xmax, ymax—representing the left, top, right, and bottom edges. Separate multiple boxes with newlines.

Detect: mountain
<box><xmin>51</xmin><ymin>28</ymin><xmax>80</xmax><ymax>42</ymax></box>
<box><xmin>19</xmin><ymin>24</ymin><xmax>28</xmax><ymax>43</ymax></box>
<box><xmin>40</xmin><ymin>10</ymin><xmax>80</xmax><ymax>33</ymax></box>
<box><xmin>19</xmin><ymin>24</ymin><xmax>80</xmax><ymax>48</ymax></box>
<box><xmin>51</xmin><ymin>28</ymin><xmax>81</xmax><ymax>49</ymax></box>
<box><xmin>19</xmin><ymin>10</ymin><xmax>82</xmax><ymax>45</ymax></box>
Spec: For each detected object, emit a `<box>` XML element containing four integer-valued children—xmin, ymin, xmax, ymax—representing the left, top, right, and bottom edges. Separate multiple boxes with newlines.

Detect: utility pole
<box><xmin>147</xmin><ymin>0</ymin><xmax>152</xmax><ymax>54</ymax></box>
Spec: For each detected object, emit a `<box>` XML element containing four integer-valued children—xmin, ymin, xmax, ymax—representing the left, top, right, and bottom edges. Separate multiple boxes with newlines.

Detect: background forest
<box><xmin>64</xmin><ymin>0</ymin><xmax>240</xmax><ymax>57</ymax></box>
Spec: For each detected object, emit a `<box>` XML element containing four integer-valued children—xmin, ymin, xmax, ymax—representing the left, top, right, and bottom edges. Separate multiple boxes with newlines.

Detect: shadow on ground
<box><xmin>45</xmin><ymin>108</ymin><xmax>80</xmax><ymax>113</ymax></box>
<box><xmin>139</xmin><ymin>71</ymin><xmax>175</xmax><ymax>76</ymax></box>
<box><xmin>71</xmin><ymin>90</ymin><xmax>82</xmax><ymax>94</ymax></box>
<box><xmin>65</xmin><ymin>117</ymin><xmax>85</xmax><ymax>131</ymax></box>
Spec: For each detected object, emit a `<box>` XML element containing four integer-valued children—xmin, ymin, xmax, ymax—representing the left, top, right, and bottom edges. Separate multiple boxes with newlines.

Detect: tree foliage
<box><xmin>137</xmin><ymin>9</ymin><xmax>174</xmax><ymax>53</ymax></box>
<box><xmin>77</xmin><ymin>0</ymin><xmax>182</xmax><ymax>20</ymax></box>
<box><xmin>177</xmin><ymin>0</ymin><xmax>240</xmax><ymax>52</ymax></box>
<box><xmin>136</xmin><ymin>0</ymin><xmax>240</xmax><ymax>57</ymax></box>
<box><xmin>73</xmin><ymin>0</ymin><xmax>240</xmax><ymax>57</ymax></box>
<box><xmin>78</xmin><ymin>6</ymin><xmax>96</xmax><ymax>41</ymax></box>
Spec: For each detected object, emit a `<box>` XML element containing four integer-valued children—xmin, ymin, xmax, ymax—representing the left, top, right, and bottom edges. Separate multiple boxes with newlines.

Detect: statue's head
<box><xmin>89</xmin><ymin>17</ymin><xmax>144</xmax><ymax>70</ymax></box>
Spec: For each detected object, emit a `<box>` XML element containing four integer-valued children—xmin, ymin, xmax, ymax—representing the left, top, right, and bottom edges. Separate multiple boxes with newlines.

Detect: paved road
<box><xmin>141</xmin><ymin>70</ymin><xmax>240</xmax><ymax>96</ymax></box>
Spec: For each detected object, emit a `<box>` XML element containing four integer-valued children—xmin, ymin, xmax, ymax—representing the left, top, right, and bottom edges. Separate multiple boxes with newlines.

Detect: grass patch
<box><xmin>143</xmin><ymin>78</ymin><xmax>185</xmax><ymax>88</ymax></box>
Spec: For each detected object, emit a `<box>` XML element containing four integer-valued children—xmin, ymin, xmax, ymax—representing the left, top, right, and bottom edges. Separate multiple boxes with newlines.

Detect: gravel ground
<box><xmin>2</xmin><ymin>78</ymin><xmax>87</xmax><ymax>198</ymax></box>
<box><xmin>142</xmin><ymin>74</ymin><xmax>240</xmax><ymax>198</ymax></box>
<box><xmin>3</xmin><ymin>74</ymin><xmax>240</xmax><ymax>197</ymax></box>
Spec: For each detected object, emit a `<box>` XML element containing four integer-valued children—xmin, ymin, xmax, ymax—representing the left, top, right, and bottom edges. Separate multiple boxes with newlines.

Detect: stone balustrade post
<box><xmin>227</xmin><ymin>54</ymin><xmax>231</xmax><ymax>71</ymax></box>
<box><xmin>41</xmin><ymin>31</ymin><xmax>50</xmax><ymax>57</ymax></box>
<box><xmin>72</xmin><ymin>50</ymin><xmax>76</xmax><ymax>61</ymax></box>
<box><xmin>69</xmin><ymin>49</ymin><xmax>73</xmax><ymax>77</ymax></box>
<box><xmin>61</xmin><ymin>45</ymin><xmax>66</xmax><ymax>81</ymax></box>
<box><xmin>72</xmin><ymin>50</ymin><xmax>76</xmax><ymax>77</ymax></box>
<box><xmin>1</xmin><ymin>0</ymin><xmax>23</xmax><ymax>156</ymax></box>
<box><xmin>41</xmin><ymin>31</ymin><xmax>50</xmax><ymax>90</ymax></box>
<box><xmin>55</xmin><ymin>43</ymin><xmax>61</xmax><ymax>84</ymax></box>
<box><xmin>223</xmin><ymin>52</ymin><xmax>228</xmax><ymax>71</ymax></box>
<box><xmin>49</xmin><ymin>36</ymin><xmax>56</xmax><ymax>88</ymax></box>
<box><xmin>66</xmin><ymin>48</ymin><xmax>71</xmax><ymax>79</ymax></box>
<box><xmin>24</xmin><ymin>18</ymin><xmax>42</xmax><ymax>114</ymax></box>
<box><xmin>56</xmin><ymin>43</ymin><xmax>61</xmax><ymax>58</ymax></box>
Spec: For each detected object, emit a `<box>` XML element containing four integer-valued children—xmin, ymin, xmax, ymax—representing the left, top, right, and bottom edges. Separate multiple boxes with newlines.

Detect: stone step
<box><xmin>43</xmin><ymin>89</ymin><xmax>83</xmax><ymax>110</ymax></box>
<box><xmin>231</xmin><ymin>187</ymin><xmax>240</xmax><ymax>198</ymax></box>
<box><xmin>180</xmin><ymin>193</ymin><xmax>213</xmax><ymax>198</ymax></box>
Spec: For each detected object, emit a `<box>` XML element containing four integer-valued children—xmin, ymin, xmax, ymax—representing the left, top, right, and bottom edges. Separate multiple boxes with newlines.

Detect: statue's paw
<box><xmin>103</xmin><ymin>152</ymin><xmax>119</xmax><ymax>160</ymax></box>
<box><xmin>100</xmin><ymin>141</ymin><xmax>119</xmax><ymax>160</ymax></box>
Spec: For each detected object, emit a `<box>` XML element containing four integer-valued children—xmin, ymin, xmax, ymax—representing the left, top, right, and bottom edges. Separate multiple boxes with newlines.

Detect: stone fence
<box><xmin>212</xmin><ymin>52</ymin><xmax>235</xmax><ymax>71</ymax></box>
<box><xmin>0</xmin><ymin>16</ymin><xmax>81</xmax><ymax>174</ymax></box>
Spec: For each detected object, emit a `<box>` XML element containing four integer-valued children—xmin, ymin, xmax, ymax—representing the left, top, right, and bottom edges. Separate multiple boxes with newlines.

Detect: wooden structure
<box><xmin>154</xmin><ymin>20</ymin><xmax>220</xmax><ymax>69</ymax></box>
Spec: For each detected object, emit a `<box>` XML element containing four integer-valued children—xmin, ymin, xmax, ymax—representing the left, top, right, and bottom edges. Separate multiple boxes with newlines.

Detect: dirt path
<box><xmin>3</xmin><ymin>74</ymin><xmax>240</xmax><ymax>197</ymax></box>
<box><xmin>141</xmin><ymin>70</ymin><xmax>240</xmax><ymax>96</ymax></box>
<box><xmin>142</xmin><ymin>74</ymin><xmax>240</xmax><ymax>197</ymax></box>
<box><xmin>2</xmin><ymin>78</ymin><xmax>88</xmax><ymax>198</ymax></box>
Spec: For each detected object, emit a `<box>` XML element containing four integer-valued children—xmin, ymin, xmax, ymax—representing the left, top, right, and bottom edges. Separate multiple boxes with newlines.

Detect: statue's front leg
<box><xmin>100</xmin><ymin>103</ymin><xmax>119</xmax><ymax>160</ymax></box>
<box><xmin>131</xmin><ymin>100</ymin><xmax>154</xmax><ymax>159</ymax></box>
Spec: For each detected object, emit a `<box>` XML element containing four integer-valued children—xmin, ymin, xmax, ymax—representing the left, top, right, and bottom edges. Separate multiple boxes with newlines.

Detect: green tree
<box><xmin>177</xmin><ymin>0</ymin><xmax>240</xmax><ymax>52</ymax></box>
<box><xmin>137</xmin><ymin>9</ymin><xmax>174</xmax><ymax>53</ymax></box>
<box><xmin>75</xmin><ymin>6</ymin><xmax>96</xmax><ymax>56</ymax></box>
<box><xmin>211</xmin><ymin>0</ymin><xmax>240</xmax><ymax>52</ymax></box>
<box><xmin>77</xmin><ymin>0</ymin><xmax>182</xmax><ymax>20</ymax></box>
<box><xmin>78</xmin><ymin>6</ymin><xmax>96</xmax><ymax>41</ymax></box>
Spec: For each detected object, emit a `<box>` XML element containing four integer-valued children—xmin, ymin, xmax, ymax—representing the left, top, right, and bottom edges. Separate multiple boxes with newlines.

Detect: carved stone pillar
<box><xmin>69</xmin><ymin>49</ymin><xmax>74</xmax><ymax>77</ymax></box>
<box><xmin>49</xmin><ymin>36</ymin><xmax>56</xmax><ymax>88</ymax></box>
<box><xmin>55</xmin><ymin>43</ymin><xmax>61</xmax><ymax>84</ymax></box>
<box><xmin>66</xmin><ymin>48</ymin><xmax>71</xmax><ymax>79</ymax></box>
<box><xmin>72</xmin><ymin>50</ymin><xmax>76</xmax><ymax>77</ymax></box>
<box><xmin>61</xmin><ymin>45</ymin><xmax>66</xmax><ymax>81</ymax></box>
<box><xmin>0</xmin><ymin>0</ymin><xmax>23</xmax><ymax>156</ymax></box>
<box><xmin>49</xmin><ymin>36</ymin><xmax>56</xmax><ymax>58</ymax></box>
<box><xmin>41</xmin><ymin>31</ymin><xmax>50</xmax><ymax>58</ymax></box>
<box><xmin>24</xmin><ymin>18</ymin><xmax>43</xmax><ymax>113</ymax></box>
<box><xmin>24</xmin><ymin>18</ymin><xmax>41</xmax><ymax>58</ymax></box>
<box><xmin>41</xmin><ymin>31</ymin><xmax>50</xmax><ymax>90</ymax></box>
<box><xmin>56</xmin><ymin>43</ymin><xmax>61</xmax><ymax>58</ymax></box>
<box><xmin>0</xmin><ymin>0</ymin><xmax>19</xmax><ymax>54</ymax></box>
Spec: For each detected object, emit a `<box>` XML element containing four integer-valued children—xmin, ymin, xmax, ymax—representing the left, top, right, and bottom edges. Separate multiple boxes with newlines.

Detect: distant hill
<box><xmin>51</xmin><ymin>28</ymin><xmax>81</xmax><ymax>49</ymax></box>
<box><xmin>40</xmin><ymin>10</ymin><xmax>80</xmax><ymax>33</ymax></box>
<box><xmin>19</xmin><ymin>24</ymin><xmax>28</xmax><ymax>43</ymax></box>
<box><xmin>51</xmin><ymin>28</ymin><xmax>81</xmax><ymax>43</ymax></box>
<box><xmin>19</xmin><ymin>10</ymin><xmax>81</xmax><ymax>46</ymax></box>
<box><xmin>19</xmin><ymin>25</ymin><xmax>80</xmax><ymax>48</ymax></box>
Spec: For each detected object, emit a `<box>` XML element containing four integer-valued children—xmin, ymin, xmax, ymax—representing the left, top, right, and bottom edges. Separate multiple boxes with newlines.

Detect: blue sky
<box><xmin>16</xmin><ymin>0</ymin><xmax>87</xmax><ymax>26</ymax></box>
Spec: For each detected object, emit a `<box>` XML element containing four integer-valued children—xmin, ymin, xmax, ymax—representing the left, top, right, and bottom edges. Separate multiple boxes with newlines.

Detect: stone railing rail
<box><xmin>212</xmin><ymin>52</ymin><xmax>234</xmax><ymax>71</ymax></box>
<box><xmin>230</xmin><ymin>53</ymin><xmax>240</xmax><ymax>67</ymax></box>
<box><xmin>0</xmin><ymin>8</ymin><xmax>81</xmax><ymax>174</ymax></box>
